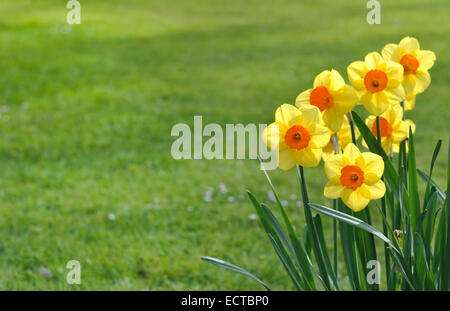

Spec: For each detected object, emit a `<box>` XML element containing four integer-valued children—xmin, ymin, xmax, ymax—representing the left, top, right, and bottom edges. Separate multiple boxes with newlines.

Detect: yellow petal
<box><xmin>361</xmin><ymin>91</ymin><xmax>390</xmax><ymax>116</ymax></box>
<box><xmin>324</xmin><ymin>154</ymin><xmax>345</xmax><ymax>179</ymax></box>
<box><xmin>417</xmin><ymin>50</ymin><xmax>436</xmax><ymax>71</ymax></box>
<box><xmin>262</xmin><ymin>122</ymin><xmax>288</xmax><ymax>151</ymax></box>
<box><xmin>322</xmin><ymin>107</ymin><xmax>345</xmax><ymax>133</ymax></box>
<box><xmin>365</xmin><ymin>115</ymin><xmax>376</xmax><ymax>130</ymax></box>
<box><xmin>392</xmin><ymin>143</ymin><xmax>401</xmax><ymax>153</ymax></box>
<box><xmin>278</xmin><ymin>149</ymin><xmax>297</xmax><ymax>171</ymax></box>
<box><xmin>332</xmin><ymin>85</ymin><xmax>359</xmax><ymax>114</ymax></box>
<box><xmin>296</xmin><ymin>105</ymin><xmax>323</xmax><ymax>129</ymax></box>
<box><xmin>402</xmin><ymin>75</ymin><xmax>416</xmax><ymax>94</ymax></box>
<box><xmin>275</xmin><ymin>104</ymin><xmax>301</xmax><ymax>124</ymax></box>
<box><xmin>360</xmin><ymin>152</ymin><xmax>384</xmax><ymax>179</ymax></box>
<box><xmin>386</xmin><ymin>86</ymin><xmax>405</xmax><ymax>105</ymax></box>
<box><xmin>313</xmin><ymin>70</ymin><xmax>332</xmax><ymax>88</ymax></box>
<box><xmin>387</xmin><ymin>104</ymin><xmax>403</xmax><ymax>127</ymax></box>
<box><xmin>343</xmin><ymin>143</ymin><xmax>362</xmax><ymax>165</ymax></box>
<box><xmin>412</xmin><ymin>69</ymin><xmax>431</xmax><ymax>94</ymax></box>
<box><xmin>329</xmin><ymin>69</ymin><xmax>346</xmax><ymax>92</ymax></box>
<box><xmin>382</xmin><ymin>43</ymin><xmax>401</xmax><ymax>62</ymax></box>
<box><xmin>399</xmin><ymin>37</ymin><xmax>420</xmax><ymax>54</ymax></box>
<box><xmin>364</xmin><ymin>172</ymin><xmax>381</xmax><ymax>185</ymax></box>
<box><xmin>310</xmin><ymin>124</ymin><xmax>331</xmax><ymax>149</ymax></box>
<box><xmin>295</xmin><ymin>89</ymin><xmax>312</xmax><ymax>107</ymax></box>
<box><xmin>324</xmin><ymin>180</ymin><xmax>344</xmax><ymax>199</ymax></box>
<box><xmin>391</xmin><ymin>122</ymin><xmax>408</xmax><ymax>143</ymax></box>
<box><xmin>347</xmin><ymin>61</ymin><xmax>366</xmax><ymax>87</ymax></box>
<box><xmin>385</xmin><ymin>61</ymin><xmax>404</xmax><ymax>85</ymax></box>
<box><xmin>341</xmin><ymin>188</ymin><xmax>370</xmax><ymax>212</ymax></box>
<box><xmin>365</xmin><ymin>52</ymin><xmax>385</xmax><ymax>70</ymax></box>
<box><xmin>364</xmin><ymin>180</ymin><xmax>386</xmax><ymax>200</ymax></box>
<box><xmin>404</xmin><ymin>93</ymin><xmax>416</xmax><ymax>111</ymax></box>
<box><xmin>295</xmin><ymin>147</ymin><xmax>322</xmax><ymax>167</ymax></box>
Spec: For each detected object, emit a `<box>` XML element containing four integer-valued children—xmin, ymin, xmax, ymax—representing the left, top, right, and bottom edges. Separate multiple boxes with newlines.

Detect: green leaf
<box><xmin>309</xmin><ymin>203</ymin><xmax>396</xmax><ymax>249</ymax></box>
<box><xmin>423</xmin><ymin>140</ymin><xmax>442</xmax><ymax>206</ymax></box>
<box><xmin>262</xmin><ymin>204</ymin><xmax>315</xmax><ymax>290</ymax></box>
<box><xmin>201</xmin><ymin>257</ymin><xmax>271</xmax><ymax>290</ymax></box>
<box><xmin>418</xmin><ymin>169</ymin><xmax>446</xmax><ymax>203</ymax></box>
<box><xmin>415</xmin><ymin>233</ymin><xmax>436</xmax><ymax>290</ymax></box>
<box><xmin>440</xmin><ymin>138</ymin><xmax>450</xmax><ymax>290</ymax></box>
<box><xmin>408</xmin><ymin>127</ymin><xmax>420</xmax><ymax>231</ymax></box>
<box><xmin>247</xmin><ymin>192</ymin><xmax>304</xmax><ymax>290</ymax></box>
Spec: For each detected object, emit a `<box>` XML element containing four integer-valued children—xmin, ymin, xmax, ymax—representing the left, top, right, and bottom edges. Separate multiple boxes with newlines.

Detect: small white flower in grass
<box><xmin>290</xmin><ymin>194</ymin><xmax>297</xmax><ymax>201</ymax></box>
<box><xmin>108</xmin><ymin>213</ymin><xmax>116</xmax><ymax>221</ymax></box>
<box><xmin>227</xmin><ymin>196</ymin><xmax>235</xmax><ymax>203</ymax></box>
<box><xmin>219</xmin><ymin>183</ymin><xmax>227</xmax><ymax>194</ymax></box>
<box><xmin>296</xmin><ymin>201</ymin><xmax>303</xmax><ymax>208</ymax></box>
<box><xmin>187</xmin><ymin>206</ymin><xmax>194</xmax><ymax>212</ymax></box>
<box><xmin>204</xmin><ymin>189</ymin><xmax>213</xmax><ymax>202</ymax></box>
<box><xmin>281</xmin><ymin>200</ymin><xmax>288</xmax><ymax>207</ymax></box>
<box><xmin>39</xmin><ymin>267</ymin><xmax>52</xmax><ymax>278</ymax></box>
<box><xmin>249</xmin><ymin>213</ymin><xmax>257</xmax><ymax>221</ymax></box>
<box><xmin>267</xmin><ymin>191</ymin><xmax>276</xmax><ymax>202</ymax></box>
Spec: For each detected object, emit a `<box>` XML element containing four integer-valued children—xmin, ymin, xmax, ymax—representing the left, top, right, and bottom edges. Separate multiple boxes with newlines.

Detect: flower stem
<box><xmin>347</xmin><ymin>112</ymin><xmax>357</xmax><ymax>144</ymax></box>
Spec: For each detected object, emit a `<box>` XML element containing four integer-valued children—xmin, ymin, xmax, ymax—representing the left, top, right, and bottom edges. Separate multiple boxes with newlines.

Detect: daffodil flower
<box><xmin>382</xmin><ymin>37</ymin><xmax>436</xmax><ymax>110</ymax></box>
<box><xmin>364</xmin><ymin>104</ymin><xmax>416</xmax><ymax>154</ymax></box>
<box><xmin>322</xmin><ymin>115</ymin><xmax>360</xmax><ymax>161</ymax></box>
<box><xmin>324</xmin><ymin>143</ymin><xmax>385</xmax><ymax>212</ymax></box>
<box><xmin>262</xmin><ymin>104</ymin><xmax>330</xmax><ymax>170</ymax></box>
<box><xmin>295</xmin><ymin>70</ymin><xmax>358</xmax><ymax>133</ymax></box>
<box><xmin>347</xmin><ymin>52</ymin><xmax>405</xmax><ymax>116</ymax></box>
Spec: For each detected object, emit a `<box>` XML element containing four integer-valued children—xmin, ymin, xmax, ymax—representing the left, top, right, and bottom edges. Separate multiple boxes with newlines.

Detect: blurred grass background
<box><xmin>0</xmin><ymin>0</ymin><xmax>448</xmax><ymax>290</ymax></box>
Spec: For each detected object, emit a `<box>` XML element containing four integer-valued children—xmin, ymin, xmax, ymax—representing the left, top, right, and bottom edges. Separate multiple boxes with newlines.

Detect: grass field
<box><xmin>0</xmin><ymin>0</ymin><xmax>448</xmax><ymax>290</ymax></box>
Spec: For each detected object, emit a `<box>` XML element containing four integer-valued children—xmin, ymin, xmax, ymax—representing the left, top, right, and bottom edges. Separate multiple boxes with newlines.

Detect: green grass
<box><xmin>0</xmin><ymin>0</ymin><xmax>448</xmax><ymax>290</ymax></box>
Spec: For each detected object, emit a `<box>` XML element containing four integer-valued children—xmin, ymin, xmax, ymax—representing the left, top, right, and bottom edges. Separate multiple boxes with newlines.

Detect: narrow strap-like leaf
<box><xmin>201</xmin><ymin>257</ymin><xmax>271</xmax><ymax>290</ymax></box>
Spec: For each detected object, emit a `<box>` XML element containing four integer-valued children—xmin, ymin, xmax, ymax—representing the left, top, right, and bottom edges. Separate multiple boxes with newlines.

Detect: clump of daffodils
<box><xmin>205</xmin><ymin>37</ymin><xmax>449</xmax><ymax>292</ymax></box>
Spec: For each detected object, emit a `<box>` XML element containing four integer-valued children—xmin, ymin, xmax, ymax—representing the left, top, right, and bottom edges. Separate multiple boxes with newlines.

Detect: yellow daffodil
<box><xmin>347</xmin><ymin>52</ymin><xmax>405</xmax><ymax>116</ymax></box>
<box><xmin>382</xmin><ymin>36</ymin><xmax>436</xmax><ymax>110</ymax></box>
<box><xmin>364</xmin><ymin>104</ymin><xmax>415</xmax><ymax>154</ymax></box>
<box><xmin>322</xmin><ymin>115</ymin><xmax>360</xmax><ymax>161</ymax></box>
<box><xmin>295</xmin><ymin>70</ymin><xmax>359</xmax><ymax>133</ymax></box>
<box><xmin>262</xmin><ymin>104</ymin><xmax>330</xmax><ymax>170</ymax></box>
<box><xmin>324</xmin><ymin>143</ymin><xmax>385</xmax><ymax>212</ymax></box>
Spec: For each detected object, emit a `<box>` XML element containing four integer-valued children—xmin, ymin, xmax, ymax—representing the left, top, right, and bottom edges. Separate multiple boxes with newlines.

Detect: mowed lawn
<box><xmin>0</xmin><ymin>0</ymin><xmax>448</xmax><ymax>290</ymax></box>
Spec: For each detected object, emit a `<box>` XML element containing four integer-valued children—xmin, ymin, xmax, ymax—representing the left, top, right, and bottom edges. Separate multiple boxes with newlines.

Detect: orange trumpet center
<box><xmin>285</xmin><ymin>125</ymin><xmax>311</xmax><ymax>150</ymax></box>
<box><xmin>371</xmin><ymin>117</ymin><xmax>392</xmax><ymax>137</ymax></box>
<box><xmin>400</xmin><ymin>54</ymin><xmax>419</xmax><ymax>75</ymax></box>
<box><xmin>340</xmin><ymin>165</ymin><xmax>365</xmax><ymax>190</ymax></box>
<box><xmin>364</xmin><ymin>70</ymin><xmax>388</xmax><ymax>93</ymax></box>
<box><xmin>310</xmin><ymin>86</ymin><xmax>333</xmax><ymax>111</ymax></box>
